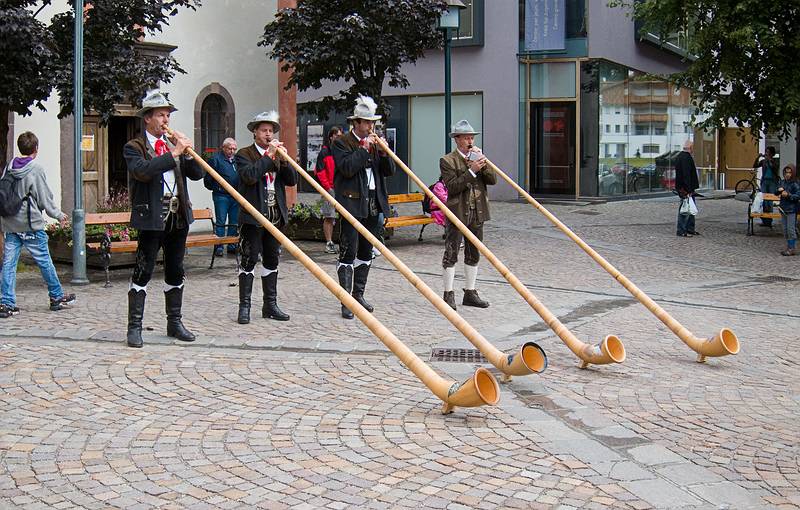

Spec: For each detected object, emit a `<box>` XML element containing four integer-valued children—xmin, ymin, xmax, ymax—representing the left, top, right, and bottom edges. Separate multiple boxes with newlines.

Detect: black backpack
<box><xmin>0</xmin><ymin>167</ymin><xmax>31</xmax><ymax>226</ymax></box>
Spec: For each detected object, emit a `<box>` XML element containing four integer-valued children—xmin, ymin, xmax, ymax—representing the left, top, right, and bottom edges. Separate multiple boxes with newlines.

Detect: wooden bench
<box><xmin>747</xmin><ymin>193</ymin><xmax>782</xmax><ymax>236</ymax></box>
<box><xmin>85</xmin><ymin>209</ymin><xmax>238</xmax><ymax>286</ymax></box>
<box><xmin>385</xmin><ymin>192</ymin><xmax>436</xmax><ymax>242</ymax></box>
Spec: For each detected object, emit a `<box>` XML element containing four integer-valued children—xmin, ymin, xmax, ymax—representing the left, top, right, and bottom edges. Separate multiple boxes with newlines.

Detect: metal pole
<box><xmin>444</xmin><ymin>28</ymin><xmax>452</xmax><ymax>154</ymax></box>
<box><xmin>71</xmin><ymin>0</ymin><xmax>88</xmax><ymax>284</ymax></box>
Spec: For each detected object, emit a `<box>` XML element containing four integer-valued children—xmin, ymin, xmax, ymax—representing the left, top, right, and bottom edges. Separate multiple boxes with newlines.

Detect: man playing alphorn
<box><xmin>332</xmin><ymin>95</ymin><xmax>395</xmax><ymax>319</ymax></box>
<box><xmin>234</xmin><ymin>111</ymin><xmax>297</xmax><ymax>324</ymax></box>
<box><xmin>124</xmin><ymin>91</ymin><xmax>205</xmax><ymax>348</ymax></box>
<box><xmin>440</xmin><ymin>119</ymin><xmax>496</xmax><ymax>310</ymax></box>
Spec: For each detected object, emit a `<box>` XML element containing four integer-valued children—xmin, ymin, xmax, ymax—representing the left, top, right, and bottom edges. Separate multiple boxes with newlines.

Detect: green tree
<box><xmin>0</xmin><ymin>0</ymin><xmax>199</xmax><ymax>168</ymax></box>
<box><xmin>261</xmin><ymin>0</ymin><xmax>446</xmax><ymax>119</ymax></box>
<box><xmin>610</xmin><ymin>0</ymin><xmax>800</xmax><ymax>138</ymax></box>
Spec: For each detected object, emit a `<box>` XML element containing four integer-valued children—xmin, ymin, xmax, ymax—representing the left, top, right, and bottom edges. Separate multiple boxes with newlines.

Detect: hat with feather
<box><xmin>347</xmin><ymin>95</ymin><xmax>382</xmax><ymax>121</ymax></box>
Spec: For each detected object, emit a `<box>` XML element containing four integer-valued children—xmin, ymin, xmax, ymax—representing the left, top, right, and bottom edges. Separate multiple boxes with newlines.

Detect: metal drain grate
<box><xmin>430</xmin><ymin>348</ymin><xmax>488</xmax><ymax>363</ymax></box>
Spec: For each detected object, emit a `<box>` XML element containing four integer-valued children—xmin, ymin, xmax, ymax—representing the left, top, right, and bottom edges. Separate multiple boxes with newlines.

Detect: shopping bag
<box><xmin>679</xmin><ymin>198</ymin><xmax>691</xmax><ymax>215</ymax></box>
<box><xmin>751</xmin><ymin>192</ymin><xmax>764</xmax><ymax>214</ymax></box>
<box><xmin>688</xmin><ymin>196</ymin><xmax>698</xmax><ymax>216</ymax></box>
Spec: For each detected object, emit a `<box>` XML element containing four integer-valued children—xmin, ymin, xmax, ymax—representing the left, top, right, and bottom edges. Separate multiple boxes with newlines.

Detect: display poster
<box><xmin>524</xmin><ymin>0</ymin><xmax>566</xmax><ymax>51</ymax></box>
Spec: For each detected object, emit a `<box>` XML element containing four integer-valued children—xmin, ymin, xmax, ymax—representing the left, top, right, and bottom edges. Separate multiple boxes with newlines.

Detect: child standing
<box><xmin>776</xmin><ymin>163</ymin><xmax>800</xmax><ymax>256</ymax></box>
<box><xmin>0</xmin><ymin>132</ymin><xmax>76</xmax><ymax>318</ymax></box>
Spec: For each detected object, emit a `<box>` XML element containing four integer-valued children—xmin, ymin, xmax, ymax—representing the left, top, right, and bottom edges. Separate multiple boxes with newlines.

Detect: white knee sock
<box><xmin>129</xmin><ymin>282</ymin><xmax>147</xmax><ymax>293</ymax></box>
<box><xmin>443</xmin><ymin>266</ymin><xmax>455</xmax><ymax>292</ymax></box>
<box><xmin>464</xmin><ymin>264</ymin><xmax>478</xmax><ymax>290</ymax></box>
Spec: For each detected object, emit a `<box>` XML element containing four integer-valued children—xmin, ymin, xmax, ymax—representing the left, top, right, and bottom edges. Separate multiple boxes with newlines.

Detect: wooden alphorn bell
<box><xmin>276</xmin><ymin>142</ymin><xmax>547</xmax><ymax>382</ymax></box>
<box><xmin>166</xmin><ymin>128</ymin><xmax>499</xmax><ymax>414</ymax></box>
<box><xmin>373</xmin><ymin>136</ymin><xmax>626</xmax><ymax>369</ymax></box>
<box><xmin>483</xmin><ymin>158</ymin><xmax>740</xmax><ymax>363</ymax></box>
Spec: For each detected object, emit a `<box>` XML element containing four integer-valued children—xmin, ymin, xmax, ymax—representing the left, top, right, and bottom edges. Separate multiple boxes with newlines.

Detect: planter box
<box><xmin>284</xmin><ymin>218</ymin><xmax>341</xmax><ymax>242</ymax></box>
<box><xmin>48</xmin><ymin>239</ymin><xmax>146</xmax><ymax>269</ymax></box>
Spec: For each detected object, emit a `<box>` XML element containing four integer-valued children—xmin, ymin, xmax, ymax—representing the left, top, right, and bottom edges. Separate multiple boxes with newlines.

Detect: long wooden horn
<box><xmin>277</xmin><ymin>145</ymin><xmax>547</xmax><ymax>382</ymax></box>
<box><xmin>169</xmin><ymin>130</ymin><xmax>499</xmax><ymax>414</ymax></box>
<box><xmin>484</xmin><ymin>158</ymin><xmax>740</xmax><ymax>363</ymax></box>
<box><xmin>373</xmin><ymin>137</ymin><xmax>625</xmax><ymax>369</ymax></box>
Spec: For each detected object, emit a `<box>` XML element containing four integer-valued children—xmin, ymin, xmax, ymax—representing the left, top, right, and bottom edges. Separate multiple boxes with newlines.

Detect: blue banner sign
<box><xmin>525</xmin><ymin>0</ymin><xmax>566</xmax><ymax>51</ymax></box>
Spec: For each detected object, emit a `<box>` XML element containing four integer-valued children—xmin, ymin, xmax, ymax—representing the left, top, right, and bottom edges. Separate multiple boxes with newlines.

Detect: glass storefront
<box><xmin>593</xmin><ymin>61</ymin><xmax>714</xmax><ymax>197</ymax></box>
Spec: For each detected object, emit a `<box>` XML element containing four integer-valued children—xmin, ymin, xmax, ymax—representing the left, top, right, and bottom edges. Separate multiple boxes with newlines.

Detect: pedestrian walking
<box><xmin>754</xmin><ymin>146</ymin><xmax>779</xmax><ymax>226</ymax></box>
<box><xmin>332</xmin><ymin>95</ymin><xmax>395</xmax><ymax>319</ymax></box>
<box><xmin>675</xmin><ymin>139</ymin><xmax>700</xmax><ymax>237</ymax></box>
<box><xmin>776</xmin><ymin>163</ymin><xmax>799</xmax><ymax>256</ymax></box>
<box><xmin>204</xmin><ymin>137</ymin><xmax>239</xmax><ymax>256</ymax></box>
<box><xmin>316</xmin><ymin>126</ymin><xmax>343</xmax><ymax>254</ymax></box>
<box><xmin>0</xmin><ymin>131</ymin><xmax>76</xmax><ymax>318</ymax></box>
<box><xmin>124</xmin><ymin>91</ymin><xmax>205</xmax><ymax>348</ymax></box>
<box><xmin>234</xmin><ymin>111</ymin><xmax>296</xmax><ymax>324</ymax></box>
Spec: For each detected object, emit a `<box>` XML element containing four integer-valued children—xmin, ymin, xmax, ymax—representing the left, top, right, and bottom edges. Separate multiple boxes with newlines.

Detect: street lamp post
<box><xmin>439</xmin><ymin>0</ymin><xmax>465</xmax><ymax>154</ymax></box>
<box><xmin>71</xmin><ymin>0</ymin><xmax>89</xmax><ymax>284</ymax></box>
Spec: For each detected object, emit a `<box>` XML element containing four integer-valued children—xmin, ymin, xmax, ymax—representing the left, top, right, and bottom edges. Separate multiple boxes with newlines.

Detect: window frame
<box><xmin>451</xmin><ymin>0</ymin><xmax>484</xmax><ymax>48</ymax></box>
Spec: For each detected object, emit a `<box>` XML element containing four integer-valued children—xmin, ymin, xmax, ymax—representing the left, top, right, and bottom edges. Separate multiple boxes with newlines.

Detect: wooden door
<box><xmin>81</xmin><ymin>116</ymin><xmax>108</xmax><ymax>212</ymax></box>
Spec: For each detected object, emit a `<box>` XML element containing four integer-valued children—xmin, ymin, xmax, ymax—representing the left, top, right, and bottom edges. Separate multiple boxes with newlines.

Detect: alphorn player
<box><xmin>124</xmin><ymin>91</ymin><xmax>205</xmax><ymax>348</ymax></box>
<box><xmin>234</xmin><ymin>111</ymin><xmax>297</xmax><ymax>324</ymax></box>
<box><xmin>440</xmin><ymin>119</ymin><xmax>496</xmax><ymax>310</ymax></box>
<box><xmin>332</xmin><ymin>95</ymin><xmax>395</xmax><ymax>319</ymax></box>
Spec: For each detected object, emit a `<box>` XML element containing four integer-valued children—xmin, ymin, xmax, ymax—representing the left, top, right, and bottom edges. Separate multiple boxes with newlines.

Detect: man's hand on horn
<box><xmin>267</xmin><ymin>139</ymin><xmax>285</xmax><ymax>160</ymax></box>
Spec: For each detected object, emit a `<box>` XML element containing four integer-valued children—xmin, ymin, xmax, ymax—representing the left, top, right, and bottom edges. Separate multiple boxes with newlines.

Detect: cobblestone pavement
<box><xmin>1</xmin><ymin>194</ymin><xmax>798</xmax><ymax>508</ymax></box>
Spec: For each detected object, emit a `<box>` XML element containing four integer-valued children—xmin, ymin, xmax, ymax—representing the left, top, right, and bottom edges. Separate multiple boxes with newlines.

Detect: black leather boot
<box><xmin>238</xmin><ymin>273</ymin><xmax>254</xmax><ymax>324</ymax></box>
<box><xmin>262</xmin><ymin>272</ymin><xmax>290</xmax><ymax>321</ymax></box>
<box><xmin>462</xmin><ymin>289</ymin><xmax>490</xmax><ymax>308</ymax></box>
<box><xmin>352</xmin><ymin>263</ymin><xmax>374</xmax><ymax>312</ymax></box>
<box><xmin>127</xmin><ymin>289</ymin><xmax>146</xmax><ymax>348</ymax></box>
<box><xmin>443</xmin><ymin>291</ymin><xmax>457</xmax><ymax>311</ymax></box>
<box><xmin>165</xmin><ymin>287</ymin><xmax>196</xmax><ymax>342</ymax></box>
<box><xmin>337</xmin><ymin>265</ymin><xmax>354</xmax><ymax>319</ymax></box>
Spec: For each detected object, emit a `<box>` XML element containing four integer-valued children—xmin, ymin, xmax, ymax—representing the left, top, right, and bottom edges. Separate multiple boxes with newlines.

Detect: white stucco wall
<box><xmin>141</xmin><ymin>0</ymin><xmax>281</xmax><ymax>214</ymax></box>
<box><xmin>11</xmin><ymin>1</ymin><xmax>280</xmax><ymax>216</ymax></box>
<box><xmin>13</xmin><ymin>93</ymin><xmax>63</xmax><ymax>216</ymax></box>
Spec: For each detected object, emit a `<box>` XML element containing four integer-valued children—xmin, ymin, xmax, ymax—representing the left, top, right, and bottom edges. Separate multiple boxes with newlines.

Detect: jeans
<box><xmin>1</xmin><ymin>231</ymin><xmax>65</xmax><ymax>306</ymax></box>
<box><xmin>677</xmin><ymin>212</ymin><xmax>696</xmax><ymax>236</ymax></box>
<box><xmin>782</xmin><ymin>211</ymin><xmax>797</xmax><ymax>242</ymax></box>
<box><xmin>212</xmin><ymin>193</ymin><xmax>239</xmax><ymax>245</ymax></box>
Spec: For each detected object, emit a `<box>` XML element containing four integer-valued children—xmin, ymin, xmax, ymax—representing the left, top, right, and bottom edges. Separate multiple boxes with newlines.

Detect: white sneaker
<box><xmin>372</xmin><ymin>247</ymin><xmax>381</xmax><ymax>258</ymax></box>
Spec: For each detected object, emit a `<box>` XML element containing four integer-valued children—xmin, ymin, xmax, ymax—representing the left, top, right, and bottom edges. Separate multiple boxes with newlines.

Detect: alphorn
<box><xmin>484</xmin><ymin>158</ymin><xmax>740</xmax><ymax>363</ymax></box>
<box><xmin>374</xmin><ymin>137</ymin><xmax>625</xmax><ymax>369</ymax></box>
<box><xmin>168</xmin><ymin>129</ymin><xmax>499</xmax><ymax>414</ymax></box>
<box><xmin>277</xmin><ymin>145</ymin><xmax>547</xmax><ymax>382</ymax></box>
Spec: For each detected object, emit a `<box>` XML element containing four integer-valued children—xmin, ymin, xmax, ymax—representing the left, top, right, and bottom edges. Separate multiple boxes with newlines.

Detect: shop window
<box><xmin>452</xmin><ymin>0</ymin><xmax>484</xmax><ymax>47</ymax></box>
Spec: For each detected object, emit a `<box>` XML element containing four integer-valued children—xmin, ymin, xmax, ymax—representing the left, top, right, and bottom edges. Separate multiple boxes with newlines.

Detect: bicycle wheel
<box><xmin>734</xmin><ymin>179</ymin><xmax>755</xmax><ymax>195</ymax></box>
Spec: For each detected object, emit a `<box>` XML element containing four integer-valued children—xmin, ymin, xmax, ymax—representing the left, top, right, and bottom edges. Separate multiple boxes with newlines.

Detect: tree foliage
<box><xmin>610</xmin><ymin>0</ymin><xmax>800</xmax><ymax>138</ymax></box>
<box><xmin>0</xmin><ymin>0</ymin><xmax>199</xmax><ymax>167</ymax></box>
<box><xmin>261</xmin><ymin>0</ymin><xmax>446</xmax><ymax>119</ymax></box>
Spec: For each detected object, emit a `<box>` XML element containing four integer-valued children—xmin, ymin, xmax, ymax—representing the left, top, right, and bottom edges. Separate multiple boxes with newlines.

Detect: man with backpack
<box><xmin>0</xmin><ymin>131</ymin><xmax>76</xmax><ymax>319</ymax></box>
<box><xmin>440</xmin><ymin>120</ymin><xmax>496</xmax><ymax>310</ymax></box>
